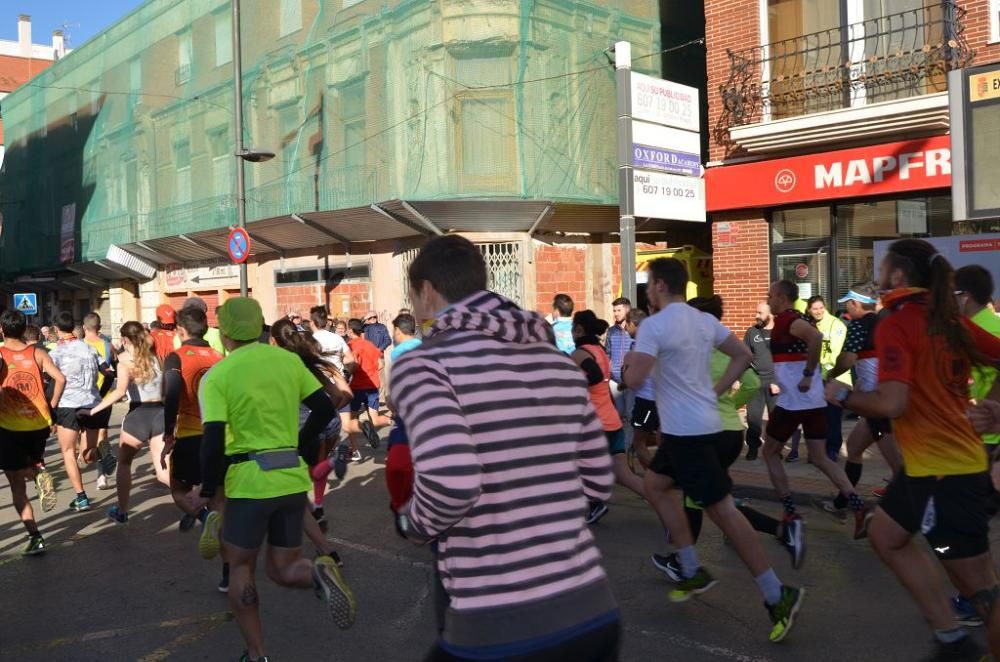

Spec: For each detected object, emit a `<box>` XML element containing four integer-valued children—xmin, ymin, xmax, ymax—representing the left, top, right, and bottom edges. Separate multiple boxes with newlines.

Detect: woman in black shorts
<box><xmin>84</xmin><ymin>322</ymin><xmax>165</xmax><ymax>524</ymax></box>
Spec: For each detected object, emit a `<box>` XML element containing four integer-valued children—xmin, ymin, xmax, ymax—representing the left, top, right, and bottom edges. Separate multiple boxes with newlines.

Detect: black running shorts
<box><xmin>223</xmin><ymin>492</ymin><xmax>307</xmax><ymax>550</ymax></box>
<box><xmin>0</xmin><ymin>427</ymin><xmax>48</xmax><ymax>471</ymax></box>
<box><xmin>54</xmin><ymin>407</ymin><xmax>112</xmax><ymax>432</ymax></box>
<box><xmin>765</xmin><ymin>406</ymin><xmax>826</xmax><ymax>443</ymax></box>
<box><xmin>631</xmin><ymin>397</ymin><xmax>660</xmax><ymax>433</ymax></box>
<box><xmin>649</xmin><ymin>432</ymin><xmax>733</xmax><ymax>508</ymax></box>
<box><xmin>121</xmin><ymin>404</ymin><xmax>165</xmax><ymax>443</ymax></box>
<box><xmin>171</xmin><ymin>435</ymin><xmax>202</xmax><ymax>487</ymax></box>
<box><xmin>879</xmin><ymin>471</ymin><xmax>992</xmax><ymax>561</ymax></box>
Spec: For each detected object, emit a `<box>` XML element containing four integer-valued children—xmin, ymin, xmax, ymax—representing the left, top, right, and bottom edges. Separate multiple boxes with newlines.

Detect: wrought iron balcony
<box><xmin>716</xmin><ymin>1</ymin><xmax>974</xmax><ymax>146</ymax></box>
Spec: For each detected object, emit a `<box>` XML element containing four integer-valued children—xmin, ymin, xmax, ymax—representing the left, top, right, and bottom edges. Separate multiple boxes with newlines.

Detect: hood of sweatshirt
<box><xmin>426</xmin><ymin>290</ymin><xmax>556</xmax><ymax>346</ymax></box>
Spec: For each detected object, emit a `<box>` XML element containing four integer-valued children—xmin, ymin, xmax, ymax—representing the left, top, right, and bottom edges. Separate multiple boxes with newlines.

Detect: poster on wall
<box><xmin>59</xmin><ymin>203</ymin><xmax>76</xmax><ymax>264</ymax></box>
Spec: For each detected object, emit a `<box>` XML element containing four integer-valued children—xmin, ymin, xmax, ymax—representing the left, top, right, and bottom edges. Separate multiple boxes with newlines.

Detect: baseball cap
<box><xmin>837</xmin><ymin>284</ymin><xmax>878</xmax><ymax>305</ymax></box>
<box><xmin>217</xmin><ymin>297</ymin><xmax>264</xmax><ymax>342</ymax></box>
<box><xmin>183</xmin><ymin>296</ymin><xmax>208</xmax><ymax>313</ymax></box>
<box><xmin>156</xmin><ymin>304</ymin><xmax>176</xmax><ymax>324</ymax></box>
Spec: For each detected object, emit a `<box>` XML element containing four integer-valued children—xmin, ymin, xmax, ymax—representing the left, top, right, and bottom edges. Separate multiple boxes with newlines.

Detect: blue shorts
<box><xmin>606</xmin><ymin>429</ymin><xmax>626</xmax><ymax>456</ymax></box>
<box><xmin>387</xmin><ymin>418</ymin><xmax>409</xmax><ymax>448</ymax></box>
<box><xmin>351</xmin><ymin>389</ymin><xmax>380</xmax><ymax>414</ymax></box>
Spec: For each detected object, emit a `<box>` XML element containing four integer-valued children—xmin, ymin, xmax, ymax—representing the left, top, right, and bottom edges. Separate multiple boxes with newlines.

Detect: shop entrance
<box><xmin>775</xmin><ymin>249</ymin><xmax>829</xmax><ymax>304</ymax></box>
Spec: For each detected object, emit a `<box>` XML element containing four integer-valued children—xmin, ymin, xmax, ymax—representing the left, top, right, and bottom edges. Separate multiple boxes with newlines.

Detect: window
<box><xmin>275</xmin><ymin>265</ymin><xmax>371</xmax><ymax>286</ymax></box>
<box><xmin>209</xmin><ymin>129</ymin><xmax>231</xmax><ymax>195</ymax></box>
<box><xmin>175</xmin><ymin>139</ymin><xmax>191</xmax><ymax>205</ymax></box>
<box><xmin>279</xmin><ymin>0</ymin><xmax>302</xmax><ymax>37</ymax></box>
<box><xmin>992</xmin><ymin>0</ymin><xmax>1000</xmax><ymax>43</ymax></box>
<box><xmin>129</xmin><ymin>58</ymin><xmax>141</xmax><ymax>107</ymax></box>
<box><xmin>453</xmin><ymin>56</ymin><xmax>516</xmax><ymax>192</ymax></box>
<box><xmin>176</xmin><ymin>31</ymin><xmax>192</xmax><ymax>85</ymax></box>
<box><xmin>340</xmin><ymin>82</ymin><xmax>365</xmax><ymax>168</ymax></box>
<box><xmin>215</xmin><ymin>12</ymin><xmax>232</xmax><ymax>67</ymax></box>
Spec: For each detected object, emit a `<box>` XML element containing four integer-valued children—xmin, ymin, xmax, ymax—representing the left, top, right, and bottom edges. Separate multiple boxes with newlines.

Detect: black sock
<box><xmin>833</xmin><ymin>493</ymin><xmax>848</xmax><ymax>510</ymax></box>
<box><xmin>76</xmin><ymin>491</ymin><xmax>87</xmax><ymax>500</ymax></box>
<box><xmin>686</xmin><ymin>505</ymin><xmax>704</xmax><ymax>543</ymax></box>
<box><xmin>845</xmin><ymin>460</ymin><xmax>863</xmax><ymax>487</ymax></box>
<box><xmin>738</xmin><ymin>505</ymin><xmax>780</xmax><ymax>537</ymax></box>
<box><xmin>781</xmin><ymin>494</ymin><xmax>796</xmax><ymax>516</ymax></box>
<box><xmin>222</xmin><ymin>562</ymin><xmax>230</xmax><ymax>578</ymax></box>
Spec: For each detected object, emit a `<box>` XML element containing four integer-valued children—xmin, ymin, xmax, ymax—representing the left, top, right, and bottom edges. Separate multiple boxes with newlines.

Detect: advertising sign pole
<box><xmin>616</xmin><ymin>41</ymin><xmax>637</xmax><ymax>306</ymax></box>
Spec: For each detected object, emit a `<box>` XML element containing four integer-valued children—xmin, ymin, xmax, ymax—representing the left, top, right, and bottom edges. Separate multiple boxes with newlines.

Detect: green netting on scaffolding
<box><xmin>0</xmin><ymin>0</ymin><xmax>661</xmax><ymax>276</ymax></box>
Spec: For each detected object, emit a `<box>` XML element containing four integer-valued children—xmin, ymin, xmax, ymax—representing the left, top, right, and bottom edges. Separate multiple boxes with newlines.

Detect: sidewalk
<box><xmin>729</xmin><ymin>417</ymin><xmax>895</xmax><ymax>503</ymax></box>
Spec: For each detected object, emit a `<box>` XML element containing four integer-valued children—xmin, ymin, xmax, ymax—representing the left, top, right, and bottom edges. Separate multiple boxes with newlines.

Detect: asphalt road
<box><xmin>0</xmin><ymin>407</ymin><xmax>989</xmax><ymax>661</ymax></box>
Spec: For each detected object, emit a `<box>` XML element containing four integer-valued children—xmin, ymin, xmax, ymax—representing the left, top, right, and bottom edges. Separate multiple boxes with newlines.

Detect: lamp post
<box><xmin>232</xmin><ymin>0</ymin><xmax>274</xmax><ymax>297</ymax></box>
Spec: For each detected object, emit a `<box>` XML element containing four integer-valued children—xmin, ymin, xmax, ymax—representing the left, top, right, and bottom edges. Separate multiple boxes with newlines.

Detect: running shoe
<box><xmin>766</xmin><ymin>585</ymin><xmax>805</xmax><ymax>643</ymax></box>
<box><xmin>360</xmin><ymin>417</ymin><xmax>380</xmax><ymax>449</ymax></box>
<box><xmin>811</xmin><ymin>496</ymin><xmax>847</xmax><ymax>524</ymax></box>
<box><xmin>22</xmin><ymin>534</ymin><xmax>46</xmax><ymax>556</ymax></box>
<box><xmin>853</xmin><ymin>504</ymin><xmax>874</xmax><ymax>540</ymax></box>
<box><xmin>199</xmin><ymin>511</ymin><xmax>222</xmax><ymax>560</ymax></box>
<box><xmin>781</xmin><ymin>515</ymin><xmax>806</xmax><ymax>570</ymax></box>
<box><xmin>97</xmin><ymin>474</ymin><xmax>112</xmax><ymax>491</ymax></box>
<box><xmin>98</xmin><ymin>439</ymin><xmax>117</xmax><ymax>476</ymax></box>
<box><xmin>34</xmin><ymin>468</ymin><xmax>57</xmax><ymax>513</ymax></box>
<box><xmin>872</xmin><ymin>486</ymin><xmax>887</xmax><ymax>499</ymax></box>
<box><xmin>350</xmin><ymin>449</ymin><xmax>362</xmax><ymax>463</ymax></box>
<box><xmin>951</xmin><ymin>595</ymin><xmax>984</xmax><ymax>627</ymax></box>
<box><xmin>333</xmin><ymin>444</ymin><xmax>349</xmax><ymax>479</ymax></box>
<box><xmin>238</xmin><ymin>653</ymin><xmax>270</xmax><ymax>662</ymax></box>
<box><xmin>313</xmin><ymin>555</ymin><xmax>358</xmax><ymax>630</ymax></box>
<box><xmin>68</xmin><ymin>495</ymin><xmax>91</xmax><ymax>512</ymax></box>
<box><xmin>921</xmin><ymin>634</ymin><xmax>985</xmax><ymax>661</ymax></box>
<box><xmin>668</xmin><ymin>567</ymin><xmax>718</xmax><ymax>603</ymax></box>
<box><xmin>179</xmin><ymin>512</ymin><xmax>198</xmax><ymax>532</ymax></box>
<box><xmin>651</xmin><ymin>553</ymin><xmax>682</xmax><ymax>582</ymax></box>
<box><xmin>584</xmin><ymin>500</ymin><xmax>609</xmax><ymax>525</ymax></box>
<box><xmin>784</xmin><ymin>451</ymin><xmax>799</xmax><ymax>463</ymax></box>
<box><xmin>218</xmin><ymin>564</ymin><xmax>230</xmax><ymax>594</ymax></box>
<box><xmin>107</xmin><ymin>505</ymin><xmax>128</xmax><ymax>524</ymax></box>
<box><xmin>318</xmin><ymin>550</ymin><xmax>345</xmax><ymax>568</ymax></box>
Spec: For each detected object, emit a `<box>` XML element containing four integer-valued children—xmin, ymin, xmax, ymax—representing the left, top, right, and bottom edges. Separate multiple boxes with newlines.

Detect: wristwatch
<box><xmin>802</xmin><ymin>368</ymin><xmax>815</xmax><ymax>377</ymax></box>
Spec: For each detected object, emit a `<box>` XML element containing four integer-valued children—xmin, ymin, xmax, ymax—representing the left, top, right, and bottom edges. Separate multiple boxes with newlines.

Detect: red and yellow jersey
<box><xmin>0</xmin><ymin>346</ymin><xmax>52</xmax><ymax>431</ymax></box>
<box><xmin>877</xmin><ymin>289</ymin><xmax>1000</xmax><ymax>477</ymax></box>
<box><xmin>170</xmin><ymin>343</ymin><xmax>223</xmax><ymax>438</ymax></box>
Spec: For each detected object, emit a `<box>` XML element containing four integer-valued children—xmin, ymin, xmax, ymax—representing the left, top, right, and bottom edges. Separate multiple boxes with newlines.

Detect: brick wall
<box><xmin>534</xmin><ymin>243</ymin><xmax>587</xmax><ymax>314</ymax></box>
<box><xmin>965</xmin><ymin>0</ymin><xmax>1000</xmax><ymax>64</ymax></box>
<box><xmin>275</xmin><ymin>281</ymin><xmax>372</xmax><ymax>323</ymax></box>
<box><xmin>711</xmin><ymin>211</ymin><xmax>770</xmax><ymax>332</ymax></box>
<box><xmin>705</xmin><ymin>0</ymin><xmax>761</xmax><ymax>163</ymax></box>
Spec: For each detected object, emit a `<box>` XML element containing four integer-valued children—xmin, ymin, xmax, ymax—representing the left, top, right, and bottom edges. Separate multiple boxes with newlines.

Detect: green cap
<box><xmin>217</xmin><ymin>297</ymin><xmax>264</xmax><ymax>342</ymax></box>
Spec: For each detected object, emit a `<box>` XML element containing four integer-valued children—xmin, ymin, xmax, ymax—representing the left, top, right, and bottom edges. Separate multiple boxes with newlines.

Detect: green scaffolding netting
<box><xmin>0</xmin><ymin>0</ymin><xmax>662</xmax><ymax>276</ymax></box>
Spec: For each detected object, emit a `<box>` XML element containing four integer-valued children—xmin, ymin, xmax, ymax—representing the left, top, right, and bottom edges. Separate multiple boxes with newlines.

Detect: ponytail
<box><xmin>270</xmin><ymin>318</ymin><xmax>337</xmax><ymax>378</ymax></box>
<box><xmin>120</xmin><ymin>321</ymin><xmax>159</xmax><ymax>384</ymax></box>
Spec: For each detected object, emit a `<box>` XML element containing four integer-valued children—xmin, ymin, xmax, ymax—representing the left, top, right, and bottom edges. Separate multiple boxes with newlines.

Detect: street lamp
<box><xmin>231</xmin><ymin>1</ymin><xmax>274</xmax><ymax>297</ymax></box>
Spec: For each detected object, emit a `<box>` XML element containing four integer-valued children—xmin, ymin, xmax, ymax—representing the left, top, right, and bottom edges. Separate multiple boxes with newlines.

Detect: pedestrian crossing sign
<box><xmin>13</xmin><ymin>293</ymin><xmax>37</xmax><ymax>316</ymax></box>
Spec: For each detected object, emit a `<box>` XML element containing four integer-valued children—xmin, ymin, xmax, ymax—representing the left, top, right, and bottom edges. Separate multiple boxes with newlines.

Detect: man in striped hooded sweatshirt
<box><xmin>391</xmin><ymin>235</ymin><xmax>620</xmax><ymax>662</ymax></box>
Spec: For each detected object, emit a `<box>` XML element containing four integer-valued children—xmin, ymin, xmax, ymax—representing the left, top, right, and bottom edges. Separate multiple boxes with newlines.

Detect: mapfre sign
<box><xmin>706</xmin><ymin>135</ymin><xmax>952</xmax><ymax>211</ymax></box>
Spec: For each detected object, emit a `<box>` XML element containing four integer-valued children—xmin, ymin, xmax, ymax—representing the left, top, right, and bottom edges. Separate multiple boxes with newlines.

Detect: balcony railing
<box><xmin>716</xmin><ymin>1</ymin><xmax>973</xmax><ymax>144</ymax></box>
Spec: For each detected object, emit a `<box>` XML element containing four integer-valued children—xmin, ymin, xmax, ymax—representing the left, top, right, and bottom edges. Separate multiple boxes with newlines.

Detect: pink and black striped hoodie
<box><xmin>392</xmin><ymin>290</ymin><xmax>617</xmax><ymax>653</ymax></box>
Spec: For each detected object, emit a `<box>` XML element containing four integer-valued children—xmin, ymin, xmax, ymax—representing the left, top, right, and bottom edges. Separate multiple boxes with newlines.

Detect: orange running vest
<box><xmin>0</xmin><ymin>346</ymin><xmax>52</xmax><ymax>431</ymax></box>
<box><xmin>175</xmin><ymin>344</ymin><xmax>223</xmax><ymax>438</ymax></box>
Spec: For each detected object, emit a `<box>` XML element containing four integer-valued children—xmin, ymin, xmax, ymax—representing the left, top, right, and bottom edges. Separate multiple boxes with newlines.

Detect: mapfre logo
<box><xmin>775</xmin><ymin>169</ymin><xmax>797</xmax><ymax>193</ymax></box>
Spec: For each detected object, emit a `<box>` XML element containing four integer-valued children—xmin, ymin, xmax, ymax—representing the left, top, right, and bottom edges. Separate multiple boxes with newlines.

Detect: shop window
<box><xmin>772</xmin><ymin>206</ymin><xmax>831</xmax><ymax>242</ymax></box>
<box><xmin>275</xmin><ymin>265</ymin><xmax>371</xmax><ymax>286</ymax></box>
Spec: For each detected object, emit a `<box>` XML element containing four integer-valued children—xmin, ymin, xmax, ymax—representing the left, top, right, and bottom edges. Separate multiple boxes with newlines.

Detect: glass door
<box><xmin>776</xmin><ymin>249</ymin><xmax>829</xmax><ymax>304</ymax></box>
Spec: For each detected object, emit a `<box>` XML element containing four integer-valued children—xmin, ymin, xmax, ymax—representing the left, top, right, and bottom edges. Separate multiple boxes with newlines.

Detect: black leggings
<box><xmin>423</xmin><ymin>619</ymin><xmax>620</xmax><ymax>662</ymax></box>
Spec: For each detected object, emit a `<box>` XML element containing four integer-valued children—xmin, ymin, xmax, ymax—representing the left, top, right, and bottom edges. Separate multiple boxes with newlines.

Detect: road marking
<box><xmin>624</xmin><ymin>625</ymin><xmax>775</xmax><ymax>662</ymax></box>
<box><xmin>328</xmin><ymin>535</ymin><xmax>431</xmax><ymax>569</ymax></box>
<box><xmin>0</xmin><ymin>611</ymin><xmax>231</xmax><ymax>656</ymax></box>
<box><xmin>137</xmin><ymin>612</ymin><xmax>232</xmax><ymax>662</ymax></box>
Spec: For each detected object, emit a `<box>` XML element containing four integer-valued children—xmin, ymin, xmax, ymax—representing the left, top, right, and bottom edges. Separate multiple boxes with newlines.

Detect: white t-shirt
<box><xmin>312</xmin><ymin>329</ymin><xmax>349</xmax><ymax>373</ymax></box>
<box><xmin>634</xmin><ymin>303</ymin><xmax>729</xmax><ymax>436</ymax></box>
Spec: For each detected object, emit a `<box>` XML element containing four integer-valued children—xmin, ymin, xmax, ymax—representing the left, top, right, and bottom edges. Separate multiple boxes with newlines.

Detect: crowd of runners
<box><xmin>2</xmin><ymin>235</ymin><xmax>1000</xmax><ymax>661</ymax></box>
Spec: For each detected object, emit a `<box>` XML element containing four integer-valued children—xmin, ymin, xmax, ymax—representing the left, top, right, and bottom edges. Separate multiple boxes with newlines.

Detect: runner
<box><xmin>50</xmin><ymin>311</ymin><xmax>109</xmax><ymax>512</ymax></box>
<box><xmin>82</xmin><ymin>312</ymin><xmax>118</xmax><ymax>491</ymax></box>
<box><xmin>819</xmin><ymin>283</ymin><xmax>901</xmax><ymax>520</ymax></box>
<box><xmin>393</xmin><ymin>235</ymin><xmax>620</xmax><ymax>660</ymax></box>
<box><xmin>271</xmin><ymin>318</ymin><xmax>352</xmax><ymax>534</ymax></box>
<box><xmin>83</xmin><ymin>321</ymin><xmax>166</xmax><ymax>524</ymax></box>
<box><xmin>743</xmin><ymin>302</ymin><xmax>777</xmax><ymax>462</ymax></box>
<box><xmin>762</xmin><ymin>280</ymin><xmax>869</xmax><ymax>539</ymax></box>
<box><xmin>150</xmin><ymin>304</ymin><xmax>178</xmax><ymax>363</ymax></box>
<box><xmin>384</xmin><ymin>313</ymin><xmax>421</xmax><ymax>517</ymax></box>
<box><xmin>0</xmin><ymin>309</ymin><xmax>66</xmax><ymax>553</ymax></box>
<box><xmin>623</xmin><ymin>259</ymin><xmax>804</xmax><ymax>643</ymax></box>
<box><xmin>650</xmin><ymin>296</ymin><xmax>805</xmax><ymax>580</ymax></box>
<box><xmin>606</xmin><ymin>297</ymin><xmax>633</xmax><ymax>444</ymax></box>
<box><xmin>827</xmin><ymin>239</ymin><xmax>1000</xmax><ymax>659</ymax></box>
<box><xmin>309</xmin><ymin>305</ymin><xmax>356</xmax><ymax>480</ymax></box>
<box><xmin>571</xmin><ymin>310</ymin><xmax>645</xmax><ymax>524</ymax></box>
<box><xmin>345</xmin><ymin>318</ymin><xmax>390</xmax><ymax>460</ymax></box>
<box><xmin>195</xmin><ymin>297</ymin><xmax>356</xmax><ymax>661</ymax></box>
<box><xmin>172</xmin><ymin>297</ymin><xmax>226</xmax><ymax>354</ymax></box>
<box><xmin>160</xmin><ymin>306</ymin><xmax>224</xmax><ymax>529</ymax></box>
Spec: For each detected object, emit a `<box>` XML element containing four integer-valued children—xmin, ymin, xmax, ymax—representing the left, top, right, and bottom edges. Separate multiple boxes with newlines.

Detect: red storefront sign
<box><xmin>706</xmin><ymin>135</ymin><xmax>952</xmax><ymax>211</ymax></box>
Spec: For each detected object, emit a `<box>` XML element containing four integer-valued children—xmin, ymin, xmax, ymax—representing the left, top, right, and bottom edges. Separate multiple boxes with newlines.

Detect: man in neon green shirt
<box><xmin>197</xmin><ymin>297</ymin><xmax>356</xmax><ymax>662</ymax></box>
<box><xmin>957</xmin><ymin>266</ymin><xmax>1000</xmax><ymax>447</ymax></box>
<box><xmin>808</xmin><ymin>295</ymin><xmax>848</xmax><ymax>461</ymax></box>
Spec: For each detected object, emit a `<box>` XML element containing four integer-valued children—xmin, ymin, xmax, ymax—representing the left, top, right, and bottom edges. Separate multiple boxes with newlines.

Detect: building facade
<box><xmin>0</xmin><ymin>0</ymin><xmax>701</xmax><ymax>329</ymax></box>
<box><xmin>705</xmin><ymin>0</ymin><xmax>1000</xmax><ymax>331</ymax></box>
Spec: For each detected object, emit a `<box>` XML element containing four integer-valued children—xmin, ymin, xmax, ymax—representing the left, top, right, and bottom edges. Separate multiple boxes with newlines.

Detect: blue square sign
<box><xmin>14</xmin><ymin>293</ymin><xmax>37</xmax><ymax>316</ymax></box>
